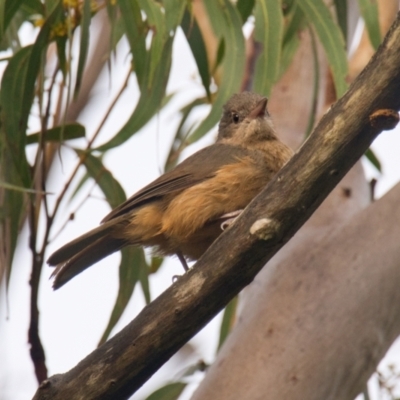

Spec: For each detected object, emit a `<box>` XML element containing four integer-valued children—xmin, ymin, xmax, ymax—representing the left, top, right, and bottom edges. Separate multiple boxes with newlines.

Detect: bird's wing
<box><xmin>102</xmin><ymin>143</ymin><xmax>252</xmax><ymax>222</ymax></box>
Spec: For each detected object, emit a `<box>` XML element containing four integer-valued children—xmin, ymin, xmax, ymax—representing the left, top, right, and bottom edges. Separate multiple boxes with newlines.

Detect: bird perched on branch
<box><xmin>48</xmin><ymin>92</ymin><xmax>293</xmax><ymax>289</ymax></box>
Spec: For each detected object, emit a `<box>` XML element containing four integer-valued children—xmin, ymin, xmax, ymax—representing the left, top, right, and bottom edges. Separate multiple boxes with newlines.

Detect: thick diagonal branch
<box><xmin>33</xmin><ymin>12</ymin><xmax>400</xmax><ymax>400</ymax></box>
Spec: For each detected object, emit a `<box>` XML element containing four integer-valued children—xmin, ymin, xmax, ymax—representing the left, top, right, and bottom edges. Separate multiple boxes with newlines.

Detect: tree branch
<box><xmin>193</xmin><ymin>178</ymin><xmax>400</xmax><ymax>400</ymax></box>
<box><xmin>33</xmin><ymin>12</ymin><xmax>400</xmax><ymax>400</ymax></box>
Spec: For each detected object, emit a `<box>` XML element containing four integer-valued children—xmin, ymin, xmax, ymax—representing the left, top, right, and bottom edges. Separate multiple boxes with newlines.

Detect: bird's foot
<box><xmin>220</xmin><ymin>210</ymin><xmax>243</xmax><ymax>231</ymax></box>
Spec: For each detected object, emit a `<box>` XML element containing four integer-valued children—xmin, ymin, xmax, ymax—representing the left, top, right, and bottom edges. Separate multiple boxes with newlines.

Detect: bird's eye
<box><xmin>232</xmin><ymin>113</ymin><xmax>240</xmax><ymax>124</ymax></box>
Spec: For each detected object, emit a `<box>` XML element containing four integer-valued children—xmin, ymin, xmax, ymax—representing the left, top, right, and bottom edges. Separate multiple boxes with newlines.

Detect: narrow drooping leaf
<box><xmin>118</xmin><ymin>0</ymin><xmax>147</xmax><ymax>86</ymax></box>
<box><xmin>0</xmin><ymin>46</ymin><xmax>33</xmax><ymax>283</ymax></box>
<box><xmin>253</xmin><ymin>0</ymin><xmax>284</xmax><ymax>96</ymax></box>
<box><xmin>0</xmin><ymin>46</ymin><xmax>32</xmax><ymax>187</ymax></box>
<box><xmin>279</xmin><ymin>5</ymin><xmax>305</xmax><ymax>79</ymax></box>
<box><xmin>76</xmin><ymin>150</ymin><xmax>126</xmax><ymax>208</ymax></box>
<box><xmin>358</xmin><ymin>0</ymin><xmax>381</xmax><ymax>50</ymax></box>
<box><xmin>365</xmin><ymin>148</ymin><xmax>381</xmax><ymax>172</ymax></box>
<box><xmin>164</xmin><ymin>97</ymin><xmax>207</xmax><ymax>171</ymax></box>
<box><xmin>26</xmin><ymin>123</ymin><xmax>86</xmax><ymax>145</ymax></box>
<box><xmin>217</xmin><ymin>296</ymin><xmax>238</xmax><ymax>350</ymax></box>
<box><xmin>99</xmin><ymin>246</ymin><xmax>146</xmax><ymax>345</ymax></box>
<box><xmin>334</xmin><ymin>0</ymin><xmax>348</xmax><ymax>43</ymax></box>
<box><xmin>0</xmin><ymin>181</ymin><xmax>46</xmax><ymax>194</ymax></box>
<box><xmin>74</xmin><ymin>0</ymin><xmax>91</xmax><ymax>96</ymax></box>
<box><xmin>77</xmin><ymin>151</ymin><xmax>149</xmax><ymax>343</ymax></box>
<box><xmin>145</xmin><ymin>382</ymin><xmax>187</xmax><ymax>400</ymax></box>
<box><xmin>21</xmin><ymin>0</ymin><xmax>44</xmax><ymax>15</ymax></box>
<box><xmin>164</xmin><ymin>0</ymin><xmax>186</xmax><ymax>32</ymax></box>
<box><xmin>68</xmin><ymin>171</ymin><xmax>90</xmax><ymax>203</ymax></box>
<box><xmin>138</xmin><ymin>0</ymin><xmax>166</xmax><ymax>85</ymax></box>
<box><xmin>96</xmin><ymin>37</ymin><xmax>174</xmax><ymax>151</ymax></box>
<box><xmin>236</xmin><ymin>0</ymin><xmax>256</xmax><ymax>23</ymax></box>
<box><xmin>181</xmin><ymin>10</ymin><xmax>211</xmax><ymax>99</ymax></box>
<box><xmin>0</xmin><ymin>0</ymin><xmax>24</xmax><ymax>42</ymax></box>
<box><xmin>188</xmin><ymin>0</ymin><xmax>245</xmax><ymax>143</ymax></box>
<box><xmin>298</xmin><ymin>0</ymin><xmax>348</xmax><ymax>97</ymax></box>
<box><xmin>105</xmin><ymin>0</ymin><xmax>123</xmax><ymax>53</ymax></box>
<box><xmin>139</xmin><ymin>257</ymin><xmax>151</xmax><ymax>304</ymax></box>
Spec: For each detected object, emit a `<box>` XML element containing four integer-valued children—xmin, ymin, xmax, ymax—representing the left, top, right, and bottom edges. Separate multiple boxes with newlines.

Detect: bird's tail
<box><xmin>47</xmin><ymin>220</ymin><xmax>127</xmax><ymax>289</ymax></box>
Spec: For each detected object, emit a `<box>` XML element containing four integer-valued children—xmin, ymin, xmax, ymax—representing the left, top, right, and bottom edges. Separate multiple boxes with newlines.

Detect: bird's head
<box><xmin>217</xmin><ymin>92</ymin><xmax>277</xmax><ymax>146</ymax></box>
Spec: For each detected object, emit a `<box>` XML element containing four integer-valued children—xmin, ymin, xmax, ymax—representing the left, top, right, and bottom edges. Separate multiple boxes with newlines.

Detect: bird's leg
<box><xmin>176</xmin><ymin>250</ymin><xmax>189</xmax><ymax>271</ymax></box>
<box><xmin>220</xmin><ymin>209</ymin><xmax>243</xmax><ymax>231</ymax></box>
<box><xmin>172</xmin><ymin>251</ymin><xmax>189</xmax><ymax>283</ymax></box>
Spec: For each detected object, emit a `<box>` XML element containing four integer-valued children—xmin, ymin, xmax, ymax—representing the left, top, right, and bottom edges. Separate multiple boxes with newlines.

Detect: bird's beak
<box><xmin>248</xmin><ymin>97</ymin><xmax>268</xmax><ymax>119</ymax></box>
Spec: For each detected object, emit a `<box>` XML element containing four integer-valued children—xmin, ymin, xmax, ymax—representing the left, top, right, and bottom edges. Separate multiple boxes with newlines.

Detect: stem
<box><xmin>28</xmin><ymin>198</ymin><xmax>48</xmax><ymax>383</ymax></box>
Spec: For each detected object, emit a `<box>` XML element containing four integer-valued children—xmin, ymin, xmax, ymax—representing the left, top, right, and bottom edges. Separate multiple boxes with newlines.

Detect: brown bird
<box><xmin>48</xmin><ymin>92</ymin><xmax>293</xmax><ymax>289</ymax></box>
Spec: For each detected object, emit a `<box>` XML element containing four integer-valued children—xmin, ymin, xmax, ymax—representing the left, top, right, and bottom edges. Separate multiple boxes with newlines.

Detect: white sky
<box><xmin>1</xmin><ymin>17</ymin><xmax>400</xmax><ymax>400</ymax></box>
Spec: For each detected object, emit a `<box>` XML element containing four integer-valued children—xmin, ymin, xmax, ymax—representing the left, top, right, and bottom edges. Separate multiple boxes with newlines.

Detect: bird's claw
<box><xmin>220</xmin><ymin>210</ymin><xmax>243</xmax><ymax>231</ymax></box>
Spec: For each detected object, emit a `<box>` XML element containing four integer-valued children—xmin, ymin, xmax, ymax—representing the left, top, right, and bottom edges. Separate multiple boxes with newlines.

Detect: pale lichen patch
<box><xmin>174</xmin><ymin>273</ymin><xmax>206</xmax><ymax>303</ymax></box>
<box><xmin>250</xmin><ymin>218</ymin><xmax>279</xmax><ymax>241</ymax></box>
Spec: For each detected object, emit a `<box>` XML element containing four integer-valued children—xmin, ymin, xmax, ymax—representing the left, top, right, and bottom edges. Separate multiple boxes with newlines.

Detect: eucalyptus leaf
<box><xmin>74</xmin><ymin>0</ymin><xmax>91</xmax><ymax>97</ymax></box>
<box><xmin>181</xmin><ymin>10</ymin><xmax>211</xmax><ymax>99</ymax></box>
<box><xmin>297</xmin><ymin>0</ymin><xmax>348</xmax><ymax>97</ymax></box>
<box><xmin>253</xmin><ymin>0</ymin><xmax>284</xmax><ymax>96</ymax></box>
<box><xmin>188</xmin><ymin>0</ymin><xmax>245</xmax><ymax>143</ymax></box>
<box><xmin>26</xmin><ymin>123</ymin><xmax>86</xmax><ymax>144</ymax></box>
<box><xmin>365</xmin><ymin>148</ymin><xmax>381</xmax><ymax>172</ymax></box>
<box><xmin>96</xmin><ymin>37</ymin><xmax>174</xmax><ymax>151</ymax></box>
<box><xmin>217</xmin><ymin>296</ymin><xmax>238</xmax><ymax>351</ymax></box>
<box><xmin>145</xmin><ymin>382</ymin><xmax>187</xmax><ymax>400</ymax></box>
<box><xmin>99</xmin><ymin>246</ymin><xmax>146</xmax><ymax>345</ymax></box>
<box><xmin>358</xmin><ymin>0</ymin><xmax>381</xmax><ymax>50</ymax></box>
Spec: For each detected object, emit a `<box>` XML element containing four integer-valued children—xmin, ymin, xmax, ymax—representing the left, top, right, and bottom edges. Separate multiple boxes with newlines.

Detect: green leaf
<box><xmin>0</xmin><ymin>46</ymin><xmax>32</xmax><ymax>188</ymax></box>
<box><xmin>164</xmin><ymin>0</ymin><xmax>186</xmax><ymax>32</ymax></box>
<box><xmin>279</xmin><ymin>4</ymin><xmax>304</xmax><ymax>79</ymax></box>
<box><xmin>365</xmin><ymin>148</ymin><xmax>381</xmax><ymax>172</ymax></box>
<box><xmin>55</xmin><ymin>35</ymin><xmax>67</xmax><ymax>77</ymax></box>
<box><xmin>149</xmin><ymin>255</ymin><xmax>164</xmax><ymax>274</ymax></box>
<box><xmin>0</xmin><ymin>46</ymin><xmax>33</xmax><ymax>286</ymax></box>
<box><xmin>68</xmin><ymin>171</ymin><xmax>90</xmax><ymax>203</ymax></box>
<box><xmin>237</xmin><ymin>0</ymin><xmax>256</xmax><ymax>23</ymax></box>
<box><xmin>297</xmin><ymin>0</ymin><xmax>348</xmax><ymax>98</ymax></box>
<box><xmin>96</xmin><ymin>37</ymin><xmax>174</xmax><ymax>151</ymax></box>
<box><xmin>0</xmin><ymin>0</ymin><xmax>24</xmax><ymax>42</ymax></box>
<box><xmin>0</xmin><ymin>181</ymin><xmax>46</xmax><ymax>194</ymax></box>
<box><xmin>253</xmin><ymin>0</ymin><xmax>284</xmax><ymax>96</ymax></box>
<box><xmin>106</xmin><ymin>0</ymin><xmax>123</xmax><ymax>54</ymax></box>
<box><xmin>334</xmin><ymin>0</ymin><xmax>347</xmax><ymax>43</ymax></box>
<box><xmin>117</xmin><ymin>0</ymin><xmax>147</xmax><ymax>85</ymax></box>
<box><xmin>26</xmin><ymin>123</ymin><xmax>86</xmax><ymax>144</ymax></box>
<box><xmin>21</xmin><ymin>0</ymin><xmax>44</xmax><ymax>15</ymax></box>
<box><xmin>358</xmin><ymin>0</ymin><xmax>381</xmax><ymax>50</ymax></box>
<box><xmin>139</xmin><ymin>256</ymin><xmax>151</xmax><ymax>304</ymax></box>
<box><xmin>188</xmin><ymin>0</ymin><xmax>245</xmax><ymax>143</ymax></box>
<box><xmin>99</xmin><ymin>246</ymin><xmax>146</xmax><ymax>345</ymax></box>
<box><xmin>164</xmin><ymin>97</ymin><xmax>207</xmax><ymax>171</ymax></box>
<box><xmin>74</xmin><ymin>0</ymin><xmax>91</xmax><ymax>97</ymax></box>
<box><xmin>138</xmin><ymin>0</ymin><xmax>166</xmax><ymax>85</ymax></box>
<box><xmin>76</xmin><ymin>151</ymin><xmax>148</xmax><ymax>344</ymax></box>
<box><xmin>145</xmin><ymin>382</ymin><xmax>187</xmax><ymax>400</ymax></box>
<box><xmin>181</xmin><ymin>10</ymin><xmax>211</xmax><ymax>99</ymax></box>
<box><xmin>304</xmin><ymin>28</ymin><xmax>320</xmax><ymax>138</ymax></box>
<box><xmin>76</xmin><ymin>150</ymin><xmax>126</xmax><ymax>208</ymax></box>
<box><xmin>217</xmin><ymin>296</ymin><xmax>238</xmax><ymax>351</ymax></box>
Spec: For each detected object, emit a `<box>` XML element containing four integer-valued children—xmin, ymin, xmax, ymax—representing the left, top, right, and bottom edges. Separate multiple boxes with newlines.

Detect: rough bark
<box><xmin>193</xmin><ymin>3</ymin><xmax>400</xmax><ymax>399</ymax></box>
<box><xmin>33</xmin><ymin>12</ymin><xmax>400</xmax><ymax>400</ymax></box>
<box><xmin>192</xmin><ymin>179</ymin><xmax>400</xmax><ymax>400</ymax></box>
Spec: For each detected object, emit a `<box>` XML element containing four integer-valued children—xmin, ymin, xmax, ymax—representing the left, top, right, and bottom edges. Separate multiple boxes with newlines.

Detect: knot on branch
<box><xmin>369</xmin><ymin>109</ymin><xmax>399</xmax><ymax>131</ymax></box>
<box><xmin>249</xmin><ymin>218</ymin><xmax>280</xmax><ymax>241</ymax></box>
